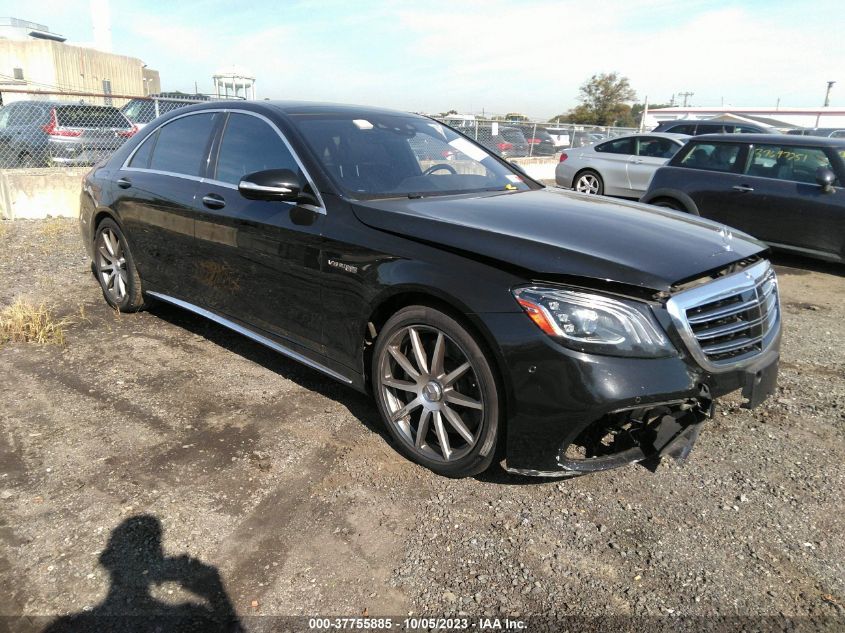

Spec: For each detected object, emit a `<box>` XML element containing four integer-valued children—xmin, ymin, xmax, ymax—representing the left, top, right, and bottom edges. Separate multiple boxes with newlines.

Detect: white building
<box><xmin>644</xmin><ymin>106</ymin><xmax>845</xmax><ymax>131</ymax></box>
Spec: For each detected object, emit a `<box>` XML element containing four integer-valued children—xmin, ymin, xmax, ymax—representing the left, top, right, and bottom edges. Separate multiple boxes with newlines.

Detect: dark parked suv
<box><xmin>641</xmin><ymin>134</ymin><xmax>845</xmax><ymax>263</ymax></box>
<box><xmin>80</xmin><ymin>101</ymin><xmax>781</xmax><ymax>478</ymax></box>
<box><xmin>0</xmin><ymin>100</ymin><xmax>136</xmax><ymax>167</ymax></box>
<box><xmin>653</xmin><ymin>120</ymin><xmax>774</xmax><ymax>135</ymax></box>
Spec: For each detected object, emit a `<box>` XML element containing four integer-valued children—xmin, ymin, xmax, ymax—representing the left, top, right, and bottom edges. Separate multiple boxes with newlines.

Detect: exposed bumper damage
<box><xmin>505</xmin><ymin>397</ymin><xmax>713</xmax><ymax>478</ymax></box>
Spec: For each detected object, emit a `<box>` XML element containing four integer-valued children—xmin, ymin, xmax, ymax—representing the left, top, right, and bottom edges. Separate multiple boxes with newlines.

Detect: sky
<box><xmin>3</xmin><ymin>0</ymin><xmax>844</xmax><ymax>118</ymax></box>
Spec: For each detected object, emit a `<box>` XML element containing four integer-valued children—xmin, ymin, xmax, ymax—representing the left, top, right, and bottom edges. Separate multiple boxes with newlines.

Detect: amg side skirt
<box><xmin>145</xmin><ymin>291</ymin><xmax>354</xmax><ymax>385</ymax></box>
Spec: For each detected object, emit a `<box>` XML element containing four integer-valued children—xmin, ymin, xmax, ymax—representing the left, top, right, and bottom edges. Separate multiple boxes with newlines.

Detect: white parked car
<box><xmin>555</xmin><ymin>133</ymin><xmax>689</xmax><ymax>198</ymax></box>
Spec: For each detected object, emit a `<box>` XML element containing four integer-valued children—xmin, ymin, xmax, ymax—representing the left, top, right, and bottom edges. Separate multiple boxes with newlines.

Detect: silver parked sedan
<box><xmin>555</xmin><ymin>132</ymin><xmax>689</xmax><ymax>198</ymax></box>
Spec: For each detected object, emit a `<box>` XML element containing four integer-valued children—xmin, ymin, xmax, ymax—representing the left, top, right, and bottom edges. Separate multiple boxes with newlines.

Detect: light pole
<box><xmin>824</xmin><ymin>81</ymin><xmax>836</xmax><ymax>107</ymax></box>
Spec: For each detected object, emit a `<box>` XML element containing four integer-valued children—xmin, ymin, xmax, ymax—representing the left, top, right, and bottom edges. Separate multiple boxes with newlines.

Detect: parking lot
<box><xmin>1</xmin><ymin>218</ymin><xmax>844</xmax><ymax>630</ymax></box>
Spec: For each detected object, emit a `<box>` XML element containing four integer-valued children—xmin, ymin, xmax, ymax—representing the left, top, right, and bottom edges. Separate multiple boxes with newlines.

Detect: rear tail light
<box><xmin>497</xmin><ymin>142</ymin><xmax>513</xmax><ymax>151</ymax></box>
<box><xmin>559</xmin><ymin>152</ymin><xmax>568</xmax><ymax>163</ymax></box>
<box><xmin>117</xmin><ymin>125</ymin><xmax>138</xmax><ymax>138</ymax></box>
<box><xmin>42</xmin><ymin>109</ymin><xmax>82</xmax><ymax>137</ymax></box>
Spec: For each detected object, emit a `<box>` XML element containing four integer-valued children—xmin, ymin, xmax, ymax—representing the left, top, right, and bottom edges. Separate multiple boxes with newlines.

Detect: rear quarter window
<box><xmin>595</xmin><ymin>137</ymin><xmax>635</xmax><ymax>154</ymax></box>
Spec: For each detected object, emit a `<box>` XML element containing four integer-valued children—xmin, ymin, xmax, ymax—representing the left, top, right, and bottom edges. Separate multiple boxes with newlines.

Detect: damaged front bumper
<box><xmin>480</xmin><ymin>308</ymin><xmax>780</xmax><ymax>478</ymax></box>
<box><xmin>504</xmin><ymin>397</ymin><xmax>712</xmax><ymax>478</ymax></box>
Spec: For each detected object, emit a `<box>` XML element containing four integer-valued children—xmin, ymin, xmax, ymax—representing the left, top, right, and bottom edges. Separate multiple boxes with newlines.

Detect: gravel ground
<box><xmin>0</xmin><ymin>218</ymin><xmax>843</xmax><ymax>632</ymax></box>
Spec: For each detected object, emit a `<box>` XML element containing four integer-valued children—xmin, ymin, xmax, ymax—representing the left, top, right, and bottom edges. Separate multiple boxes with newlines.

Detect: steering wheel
<box><xmin>422</xmin><ymin>163</ymin><xmax>458</xmax><ymax>176</ymax></box>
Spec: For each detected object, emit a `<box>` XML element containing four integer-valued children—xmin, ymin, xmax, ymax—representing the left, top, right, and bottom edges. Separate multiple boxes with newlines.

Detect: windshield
<box><xmin>121</xmin><ymin>100</ymin><xmax>157</xmax><ymax>123</ymax></box>
<box><xmin>293</xmin><ymin>114</ymin><xmax>534</xmax><ymax>199</ymax></box>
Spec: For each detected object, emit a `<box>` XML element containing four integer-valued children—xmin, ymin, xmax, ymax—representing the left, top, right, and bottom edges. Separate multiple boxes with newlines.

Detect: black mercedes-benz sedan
<box><xmin>79</xmin><ymin>101</ymin><xmax>781</xmax><ymax>478</ymax></box>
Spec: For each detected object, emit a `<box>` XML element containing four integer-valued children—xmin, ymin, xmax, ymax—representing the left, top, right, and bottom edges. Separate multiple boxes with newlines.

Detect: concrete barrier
<box><xmin>511</xmin><ymin>156</ymin><xmax>558</xmax><ymax>182</ymax></box>
<box><xmin>0</xmin><ymin>158</ymin><xmax>560</xmax><ymax>221</ymax></box>
<box><xmin>0</xmin><ymin>167</ymin><xmax>87</xmax><ymax>220</ymax></box>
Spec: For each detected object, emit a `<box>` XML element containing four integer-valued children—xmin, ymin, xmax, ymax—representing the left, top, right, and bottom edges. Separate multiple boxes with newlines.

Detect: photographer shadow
<box><xmin>43</xmin><ymin>515</ymin><xmax>243</xmax><ymax>633</ymax></box>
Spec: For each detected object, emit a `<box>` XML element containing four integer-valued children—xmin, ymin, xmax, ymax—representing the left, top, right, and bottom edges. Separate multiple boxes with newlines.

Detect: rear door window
<box><xmin>595</xmin><ymin>137</ymin><xmax>635</xmax><ymax>154</ymax></box>
<box><xmin>745</xmin><ymin>144</ymin><xmax>833</xmax><ymax>184</ymax></box>
<box><xmin>678</xmin><ymin>142</ymin><xmax>743</xmax><ymax>172</ymax></box>
<box><xmin>214</xmin><ymin>113</ymin><xmax>298</xmax><ymax>184</ymax></box>
<box><xmin>148</xmin><ymin>113</ymin><xmax>217</xmax><ymax>177</ymax></box>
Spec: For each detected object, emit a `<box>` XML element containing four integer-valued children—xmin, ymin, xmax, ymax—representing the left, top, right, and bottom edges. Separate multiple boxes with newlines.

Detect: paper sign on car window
<box><xmin>448</xmin><ymin>137</ymin><xmax>488</xmax><ymax>162</ymax></box>
<box><xmin>353</xmin><ymin>119</ymin><xmax>373</xmax><ymax>130</ymax></box>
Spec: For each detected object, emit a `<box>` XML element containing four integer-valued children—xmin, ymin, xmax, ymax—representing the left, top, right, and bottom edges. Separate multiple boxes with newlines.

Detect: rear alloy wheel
<box><xmin>94</xmin><ymin>218</ymin><xmax>147</xmax><ymax>312</ymax></box>
<box><xmin>373</xmin><ymin>306</ymin><xmax>500</xmax><ymax>477</ymax></box>
<box><xmin>574</xmin><ymin>170</ymin><xmax>603</xmax><ymax>195</ymax></box>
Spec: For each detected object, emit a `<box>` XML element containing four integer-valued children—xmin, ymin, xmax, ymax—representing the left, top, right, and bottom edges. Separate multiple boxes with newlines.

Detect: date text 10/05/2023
<box><xmin>308</xmin><ymin>617</ymin><xmax>528</xmax><ymax>630</ymax></box>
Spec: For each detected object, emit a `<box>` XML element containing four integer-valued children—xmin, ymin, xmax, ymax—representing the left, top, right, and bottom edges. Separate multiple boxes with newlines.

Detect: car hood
<box><xmin>352</xmin><ymin>188</ymin><xmax>767</xmax><ymax>292</ymax></box>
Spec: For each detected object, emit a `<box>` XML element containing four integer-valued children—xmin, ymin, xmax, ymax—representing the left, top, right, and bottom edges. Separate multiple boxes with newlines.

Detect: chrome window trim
<box><xmin>666</xmin><ymin>259</ymin><xmax>781</xmax><ymax>373</ymax></box>
<box><xmin>121</xmin><ymin>108</ymin><xmax>327</xmax><ymax>214</ymax></box>
<box><xmin>146</xmin><ymin>291</ymin><xmax>351</xmax><ymax>384</ymax></box>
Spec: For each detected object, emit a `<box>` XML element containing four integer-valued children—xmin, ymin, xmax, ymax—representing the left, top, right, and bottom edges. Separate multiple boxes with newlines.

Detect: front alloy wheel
<box><xmin>373</xmin><ymin>307</ymin><xmax>500</xmax><ymax>477</ymax></box>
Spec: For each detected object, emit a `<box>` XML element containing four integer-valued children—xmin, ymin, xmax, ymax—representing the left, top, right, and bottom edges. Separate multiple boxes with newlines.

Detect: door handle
<box><xmin>202</xmin><ymin>193</ymin><xmax>225</xmax><ymax>209</ymax></box>
<box><xmin>116</xmin><ymin>177</ymin><xmax>131</xmax><ymax>189</ymax></box>
<box><xmin>732</xmin><ymin>185</ymin><xmax>754</xmax><ymax>193</ymax></box>
<box><xmin>632</xmin><ymin>158</ymin><xmax>644</xmax><ymax>164</ymax></box>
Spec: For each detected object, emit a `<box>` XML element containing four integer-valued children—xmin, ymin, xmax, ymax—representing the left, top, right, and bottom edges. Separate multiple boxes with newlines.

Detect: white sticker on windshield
<box><xmin>448</xmin><ymin>137</ymin><xmax>489</xmax><ymax>162</ymax></box>
<box><xmin>353</xmin><ymin>119</ymin><xmax>374</xmax><ymax>130</ymax></box>
<box><xmin>506</xmin><ymin>174</ymin><xmax>523</xmax><ymax>182</ymax></box>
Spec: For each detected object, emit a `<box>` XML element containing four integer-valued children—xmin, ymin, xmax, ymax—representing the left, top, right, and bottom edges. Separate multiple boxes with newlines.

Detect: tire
<box><xmin>372</xmin><ymin>305</ymin><xmax>500</xmax><ymax>478</ymax></box>
<box><xmin>93</xmin><ymin>218</ymin><xmax>147</xmax><ymax>312</ymax></box>
<box><xmin>651</xmin><ymin>197</ymin><xmax>697</xmax><ymax>214</ymax></box>
<box><xmin>573</xmin><ymin>169</ymin><xmax>603</xmax><ymax>195</ymax></box>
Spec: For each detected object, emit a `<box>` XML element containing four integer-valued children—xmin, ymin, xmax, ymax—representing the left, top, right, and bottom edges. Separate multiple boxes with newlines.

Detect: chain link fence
<box><xmin>0</xmin><ymin>89</ymin><xmax>639</xmax><ymax>172</ymax></box>
<box><xmin>432</xmin><ymin>116</ymin><xmax>638</xmax><ymax>159</ymax></box>
<box><xmin>0</xmin><ymin>90</ymin><xmax>224</xmax><ymax>170</ymax></box>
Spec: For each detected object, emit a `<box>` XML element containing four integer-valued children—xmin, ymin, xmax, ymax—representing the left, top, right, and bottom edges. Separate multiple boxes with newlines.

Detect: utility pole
<box><xmin>678</xmin><ymin>91</ymin><xmax>694</xmax><ymax>108</ymax></box>
<box><xmin>824</xmin><ymin>81</ymin><xmax>836</xmax><ymax>107</ymax></box>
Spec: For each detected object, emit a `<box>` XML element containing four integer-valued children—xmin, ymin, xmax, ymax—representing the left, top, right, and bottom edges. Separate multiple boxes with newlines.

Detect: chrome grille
<box><xmin>666</xmin><ymin>260</ymin><xmax>781</xmax><ymax>371</ymax></box>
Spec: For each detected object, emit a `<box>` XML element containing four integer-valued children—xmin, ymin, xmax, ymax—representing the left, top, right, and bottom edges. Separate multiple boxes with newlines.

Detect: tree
<box><xmin>630</xmin><ymin>102</ymin><xmax>671</xmax><ymax>119</ymax></box>
<box><xmin>571</xmin><ymin>72</ymin><xmax>637</xmax><ymax>126</ymax></box>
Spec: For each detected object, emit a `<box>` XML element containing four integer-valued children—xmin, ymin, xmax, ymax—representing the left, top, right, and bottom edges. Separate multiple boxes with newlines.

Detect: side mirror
<box><xmin>816</xmin><ymin>166</ymin><xmax>836</xmax><ymax>193</ymax></box>
<box><xmin>239</xmin><ymin>169</ymin><xmax>302</xmax><ymax>202</ymax></box>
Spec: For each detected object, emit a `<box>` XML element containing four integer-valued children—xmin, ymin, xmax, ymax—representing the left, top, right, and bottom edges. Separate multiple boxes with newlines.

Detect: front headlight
<box><xmin>513</xmin><ymin>286</ymin><xmax>675</xmax><ymax>358</ymax></box>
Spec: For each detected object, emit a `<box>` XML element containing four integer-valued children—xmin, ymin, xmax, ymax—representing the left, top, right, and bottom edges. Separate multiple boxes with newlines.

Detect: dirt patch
<box><xmin>0</xmin><ymin>219</ymin><xmax>843</xmax><ymax>629</ymax></box>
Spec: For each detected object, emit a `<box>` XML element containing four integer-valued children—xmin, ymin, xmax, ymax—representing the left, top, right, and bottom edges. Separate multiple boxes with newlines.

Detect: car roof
<box><xmin>691</xmin><ymin>133</ymin><xmax>845</xmax><ymax>147</ymax></box>
<box><xmin>265</xmin><ymin>100</ymin><xmax>419</xmax><ymax>118</ymax></box>
<box><xmin>2</xmin><ymin>100</ymin><xmax>62</xmax><ymax>107</ymax></box>
<box><xmin>598</xmin><ymin>132</ymin><xmax>690</xmax><ymax>142</ymax></box>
